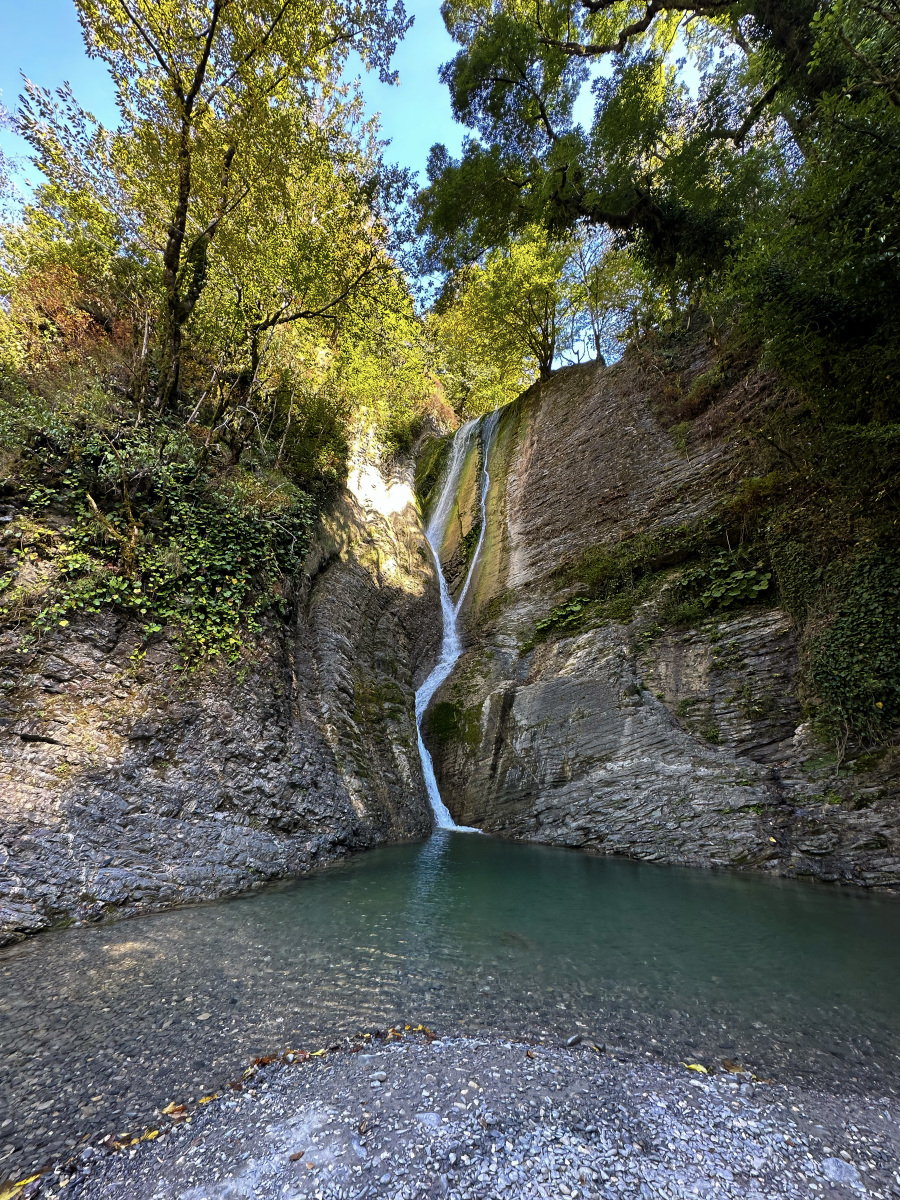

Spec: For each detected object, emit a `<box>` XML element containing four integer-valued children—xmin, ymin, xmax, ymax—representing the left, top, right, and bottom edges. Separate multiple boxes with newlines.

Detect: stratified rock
<box><xmin>422</xmin><ymin>355</ymin><xmax>899</xmax><ymax>888</ymax></box>
<box><xmin>0</xmin><ymin>451</ymin><xmax>438</xmax><ymax>945</ymax></box>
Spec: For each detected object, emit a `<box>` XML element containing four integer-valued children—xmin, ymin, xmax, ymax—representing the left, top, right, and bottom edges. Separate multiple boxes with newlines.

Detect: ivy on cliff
<box><xmin>0</xmin><ymin>387</ymin><xmax>314</xmax><ymax>659</ymax></box>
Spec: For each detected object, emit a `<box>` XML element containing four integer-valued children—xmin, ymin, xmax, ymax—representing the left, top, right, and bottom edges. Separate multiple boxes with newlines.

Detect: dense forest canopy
<box><xmin>419</xmin><ymin>0</ymin><xmax>900</xmax><ymax>421</ymax></box>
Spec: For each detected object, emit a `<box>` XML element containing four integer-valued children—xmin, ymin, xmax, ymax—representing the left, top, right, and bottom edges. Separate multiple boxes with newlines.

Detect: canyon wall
<box><xmin>422</xmin><ymin>350</ymin><xmax>900</xmax><ymax>887</ymax></box>
<box><xmin>0</xmin><ymin>453</ymin><xmax>437</xmax><ymax>945</ymax></box>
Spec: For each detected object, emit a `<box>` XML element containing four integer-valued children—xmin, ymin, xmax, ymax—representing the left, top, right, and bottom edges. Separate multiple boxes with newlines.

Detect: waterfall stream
<box><xmin>415</xmin><ymin>411</ymin><xmax>499</xmax><ymax>829</ymax></box>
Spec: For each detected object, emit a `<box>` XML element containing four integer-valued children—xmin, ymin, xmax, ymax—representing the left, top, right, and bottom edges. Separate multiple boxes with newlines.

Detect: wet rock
<box><xmin>423</xmin><ymin>357</ymin><xmax>900</xmax><ymax>887</ymax></box>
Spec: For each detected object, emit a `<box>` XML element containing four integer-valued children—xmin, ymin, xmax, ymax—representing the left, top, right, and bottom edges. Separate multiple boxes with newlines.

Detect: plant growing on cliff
<box><xmin>0</xmin><ymin>391</ymin><xmax>315</xmax><ymax>657</ymax></box>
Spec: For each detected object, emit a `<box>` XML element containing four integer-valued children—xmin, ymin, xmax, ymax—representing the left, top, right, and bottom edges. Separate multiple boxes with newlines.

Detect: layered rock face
<box><xmin>0</xmin><ymin>455</ymin><xmax>437</xmax><ymax>945</ymax></box>
<box><xmin>423</xmin><ymin>357</ymin><xmax>899</xmax><ymax>887</ymax></box>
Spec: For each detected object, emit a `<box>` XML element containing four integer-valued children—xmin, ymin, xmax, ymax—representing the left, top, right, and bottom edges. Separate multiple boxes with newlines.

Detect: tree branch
<box><xmin>537</xmin><ymin>0</ymin><xmax>732</xmax><ymax>57</ymax></box>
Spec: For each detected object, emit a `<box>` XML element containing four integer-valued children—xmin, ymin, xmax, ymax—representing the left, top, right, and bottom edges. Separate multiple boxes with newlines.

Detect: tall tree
<box><xmin>415</xmin><ymin>2</ymin><xmax>827</xmax><ymax>276</ymax></box>
<box><xmin>19</xmin><ymin>0</ymin><xmax>410</xmax><ymax>410</ymax></box>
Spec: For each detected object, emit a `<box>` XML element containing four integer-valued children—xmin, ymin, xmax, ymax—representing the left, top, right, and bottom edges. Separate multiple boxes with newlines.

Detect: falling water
<box><xmin>415</xmin><ymin>411</ymin><xmax>500</xmax><ymax>829</ymax></box>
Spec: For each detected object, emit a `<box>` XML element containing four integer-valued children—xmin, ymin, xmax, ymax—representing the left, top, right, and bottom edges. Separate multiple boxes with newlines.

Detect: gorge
<box><xmin>2</xmin><ymin>0</ymin><xmax>900</xmax><ymax>1194</ymax></box>
<box><xmin>1</xmin><ymin>341</ymin><xmax>899</xmax><ymax>1188</ymax></box>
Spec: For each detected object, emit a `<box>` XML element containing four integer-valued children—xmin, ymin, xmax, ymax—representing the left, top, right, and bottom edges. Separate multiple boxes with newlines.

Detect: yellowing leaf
<box><xmin>199</xmin><ymin>1094</ymin><xmax>218</xmax><ymax>1104</ymax></box>
<box><xmin>681</xmin><ymin>1062</ymin><xmax>709</xmax><ymax>1074</ymax></box>
<box><xmin>143</xmin><ymin>1130</ymin><xmax>160</xmax><ymax>1140</ymax></box>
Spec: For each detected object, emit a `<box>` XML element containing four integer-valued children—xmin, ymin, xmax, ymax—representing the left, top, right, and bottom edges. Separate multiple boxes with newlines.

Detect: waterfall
<box><xmin>415</xmin><ymin>410</ymin><xmax>500</xmax><ymax>830</ymax></box>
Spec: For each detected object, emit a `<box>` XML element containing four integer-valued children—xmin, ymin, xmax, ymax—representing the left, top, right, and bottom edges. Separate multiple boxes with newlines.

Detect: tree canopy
<box><xmin>416</xmin><ymin>0</ymin><xmax>900</xmax><ymax>420</ymax></box>
<box><xmin>18</xmin><ymin>0</ymin><xmax>411</xmax><ymax>409</ymax></box>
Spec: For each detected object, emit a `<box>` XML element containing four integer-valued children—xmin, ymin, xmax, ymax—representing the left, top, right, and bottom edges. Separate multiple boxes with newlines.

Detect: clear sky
<box><xmin>0</xmin><ymin>0</ymin><xmax>470</xmax><ymax>200</ymax></box>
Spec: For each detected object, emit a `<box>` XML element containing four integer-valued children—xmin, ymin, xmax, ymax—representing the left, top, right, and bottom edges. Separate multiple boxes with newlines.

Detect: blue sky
<box><xmin>0</xmin><ymin>1</ymin><xmax>609</xmax><ymax>204</ymax></box>
<box><xmin>0</xmin><ymin>0</ymin><xmax>471</xmax><ymax>200</ymax></box>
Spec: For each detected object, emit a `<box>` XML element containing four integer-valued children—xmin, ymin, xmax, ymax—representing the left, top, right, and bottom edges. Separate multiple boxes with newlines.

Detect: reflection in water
<box><xmin>1</xmin><ymin>834</ymin><xmax>899</xmax><ymax>1173</ymax></box>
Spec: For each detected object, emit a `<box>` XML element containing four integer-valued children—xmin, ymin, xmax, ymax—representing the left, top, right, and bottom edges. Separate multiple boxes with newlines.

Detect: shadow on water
<box><xmin>1</xmin><ymin>833</ymin><xmax>899</xmax><ymax>1172</ymax></box>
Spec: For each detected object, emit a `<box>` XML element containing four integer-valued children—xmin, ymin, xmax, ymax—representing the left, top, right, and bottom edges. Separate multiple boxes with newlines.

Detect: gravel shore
<box><xmin>11</xmin><ymin>1030</ymin><xmax>899</xmax><ymax>1200</ymax></box>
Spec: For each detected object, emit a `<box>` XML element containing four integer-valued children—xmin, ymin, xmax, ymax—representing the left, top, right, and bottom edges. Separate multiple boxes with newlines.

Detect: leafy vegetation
<box><xmin>0</xmin><ymin>0</ymin><xmax>442</xmax><ymax>660</ymax></box>
<box><xmin>417</xmin><ymin>0</ymin><xmax>900</xmax><ymax>423</ymax></box>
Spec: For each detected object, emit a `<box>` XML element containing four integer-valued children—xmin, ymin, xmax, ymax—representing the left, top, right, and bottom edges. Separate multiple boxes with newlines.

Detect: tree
<box><xmin>427</xmin><ymin>226</ymin><xmax>568</xmax><ymax>416</ymax></box>
<box><xmin>415</xmin><ymin>2</ymin><xmax>871</xmax><ymax>287</ymax></box>
<box><xmin>18</xmin><ymin>0</ymin><xmax>411</xmax><ymax>411</ymax></box>
<box><xmin>559</xmin><ymin>228</ymin><xmax>657</xmax><ymax>365</ymax></box>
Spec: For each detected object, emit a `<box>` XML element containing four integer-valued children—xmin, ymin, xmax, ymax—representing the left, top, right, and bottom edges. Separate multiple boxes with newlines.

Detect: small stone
<box><xmin>821</xmin><ymin>1157</ymin><xmax>862</xmax><ymax>1187</ymax></box>
<box><xmin>566</xmin><ymin>1035</ymin><xmax>582</xmax><ymax>1048</ymax></box>
<box><xmin>415</xmin><ymin>1112</ymin><xmax>442</xmax><ymax>1128</ymax></box>
<box><xmin>370</xmin><ymin>1071</ymin><xmax>387</xmax><ymax>1083</ymax></box>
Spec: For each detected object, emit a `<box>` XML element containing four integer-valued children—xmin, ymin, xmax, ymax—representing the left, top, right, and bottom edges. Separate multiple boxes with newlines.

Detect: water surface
<box><xmin>1</xmin><ymin>834</ymin><xmax>899</xmax><ymax>1174</ymax></box>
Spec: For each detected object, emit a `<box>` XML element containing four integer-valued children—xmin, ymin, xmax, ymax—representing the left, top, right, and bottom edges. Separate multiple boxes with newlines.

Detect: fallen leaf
<box><xmin>310</xmin><ymin>1049</ymin><xmax>327</xmax><ymax>1058</ymax></box>
<box><xmin>682</xmin><ymin>1063</ymin><xmax>709</xmax><ymax>1074</ymax></box>
<box><xmin>199</xmin><ymin>1094</ymin><xmax>218</xmax><ymax>1104</ymax></box>
<box><xmin>721</xmin><ymin>1059</ymin><xmax>743</xmax><ymax>1074</ymax></box>
<box><xmin>289</xmin><ymin>1151</ymin><xmax>305</xmax><ymax>1162</ymax></box>
<box><xmin>143</xmin><ymin>1131</ymin><xmax>160</xmax><ymax>1141</ymax></box>
<box><xmin>161</xmin><ymin>1103</ymin><xmax>186</xmax><ymax>1116</ymax></box>
<box><xmin>525</xmin><ymin>1049</ymin><xmax>535</xmax><ymax>1059</ymax></box>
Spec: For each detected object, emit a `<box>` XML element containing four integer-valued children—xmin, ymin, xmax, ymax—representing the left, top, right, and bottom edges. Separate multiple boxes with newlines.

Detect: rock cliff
<box><xmin>422</xmin><ymin>351</ymin><xmax>900</xmax><ymax>887</ymax></box>
<box><xmin>0</xmin><ymin>453</ymin><xmax>437</xmax><ymax>945</ymax></box>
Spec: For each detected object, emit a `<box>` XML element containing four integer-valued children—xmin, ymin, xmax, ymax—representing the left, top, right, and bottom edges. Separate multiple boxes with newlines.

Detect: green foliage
<box><xmin>731</xmin><ymin>87</ymin><xmax>900</xmax><ymax>423</ymax></box>
<box><xmin>419</xmin><ymin>0</ymin><xmax>900</xmax><ymax>427</ymax></box>
<box><xmin>0</xmin><ymin>385</ymin><xmax>314</xmax><ymax>659</ymax></box>
<box><xmin>18</xmin><ymin>0</ymin><xmax>411</xmax><ymax>409</ymax></box>
<box><xmin>0</xmin><ymin>0</ymin><xmax>449</xmax><ymax>673</ymax></box>
<box><xmin>529</xmin><ymin>594</ymin><xmax>592</xmax><ymax>642</ymax></box>
<box><xmin>671</xmin><ymin>421</ymin><xmax>690</xmax><ymax>458</ymax></box>
<box><xmin>679</xmin><ymin>555</ymin><xmax>772</xmax><ymax>611</ymax></box>
<box><xmin>811</xmin><ymin>552</ymin><xmax>900</xmax><ymax>744</ymax></box>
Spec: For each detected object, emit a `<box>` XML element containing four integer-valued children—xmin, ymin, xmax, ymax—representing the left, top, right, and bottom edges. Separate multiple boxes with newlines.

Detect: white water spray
<box><xmin>415</xmin><ymin>411</ymin><xmax>500</xmax><ymax>830</ymax></box>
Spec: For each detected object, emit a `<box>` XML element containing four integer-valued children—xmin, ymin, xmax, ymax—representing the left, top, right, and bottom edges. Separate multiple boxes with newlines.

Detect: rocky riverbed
<box><xmin>9</xmin><ymin>1031</ymin><xmax>899</xmax><ymax>1200</ymax></box>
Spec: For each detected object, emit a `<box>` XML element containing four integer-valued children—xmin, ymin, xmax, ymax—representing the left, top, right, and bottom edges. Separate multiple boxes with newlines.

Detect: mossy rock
<box><xmin>424</xmin><ymin>700</ymin><xmax>482</xmax><ymax>748</ymax></box>
<box><xmin>415</xmin><ymin>435</ymin><xmax>451</xmax><ymax>516</ymax></box>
